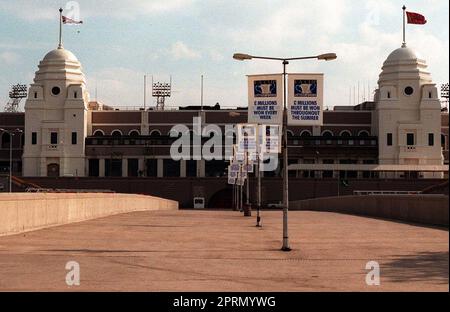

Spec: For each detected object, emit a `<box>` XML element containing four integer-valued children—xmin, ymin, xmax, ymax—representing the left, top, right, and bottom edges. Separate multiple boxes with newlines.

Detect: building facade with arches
<box><xmin>0</xmin><ymin>43</ymin><xmax>448</xmax><ymax>182</ymax></box>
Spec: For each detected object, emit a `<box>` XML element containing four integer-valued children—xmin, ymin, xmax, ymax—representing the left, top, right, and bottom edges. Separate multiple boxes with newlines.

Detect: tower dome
<box><xmin>43</xmin><ymin>47</ymin><xmax>79</xmax><ymax>62</ymax></box>
<box><xmin>385</xmin><ymin>46</ymin><xmax>419</xmax><ymax>63</ymax></box>
<box><xmin>34</xmin><ymin>47</ymin><xmax>85</xmax><ymax>85</ymax></box>
<box><xmin>378</xmin><ymin>46</ymin><xmax>432</xmax><ymax>86</ymax></box>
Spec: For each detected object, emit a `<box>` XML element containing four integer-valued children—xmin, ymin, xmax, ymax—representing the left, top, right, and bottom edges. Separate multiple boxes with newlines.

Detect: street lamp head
<box><xmin>233</xmin><ymin>53</ymin><xmax>253</xmax><ymax>61</ymax></box>
<box><xmin>317</xmin><ymin>53</ymin><xmax>337</xmax><ymax>61</ymax></box>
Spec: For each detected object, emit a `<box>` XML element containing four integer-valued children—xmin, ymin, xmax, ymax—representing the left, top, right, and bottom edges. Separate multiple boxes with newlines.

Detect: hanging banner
<box><xmin>261</xmin><ymin>125</ymin><xmax>281</xmax><ymax>154</ymax></box>
<box><xmin>229</xmin><ymin>163</ymin><xmax>240</xmax><ymax>173</ymax></box>
<box><xmin>237</xmin><ymin>124</ymin><xmax>258</xmax><ymax>154</ymax></box>
<box><xmin>288</xmin><ymin>73</ymin><xmax>324</xmax><ymax>126</ymax></box>
<box><xmin>248</xmin><ymin>74</ymin><xmax>283</xmax><ymax>125</ymax></box>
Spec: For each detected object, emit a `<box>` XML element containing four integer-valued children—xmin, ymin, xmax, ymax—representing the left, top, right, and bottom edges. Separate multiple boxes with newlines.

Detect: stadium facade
<box><xmin>0</xmin><ymin>42</ymin><xmax>448</xmax><ymax>206</ymax></box>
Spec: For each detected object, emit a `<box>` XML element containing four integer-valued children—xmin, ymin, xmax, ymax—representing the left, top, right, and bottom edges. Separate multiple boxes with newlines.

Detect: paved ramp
<box><xmin>0</xmin><ymin>211</ymin><xmax>447</xmax><ymax>291</ymax></box>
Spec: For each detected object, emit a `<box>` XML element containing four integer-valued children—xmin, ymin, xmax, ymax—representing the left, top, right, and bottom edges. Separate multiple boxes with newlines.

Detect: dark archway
<box><xmin>208</xmin><ymin>187</ymin><xmax>247</xmax><ymax>209</ymax></box>
<box><xmin>47</xmin><ymin>163</ymin><xmax>60</xmax><ymax>177</ymax></box>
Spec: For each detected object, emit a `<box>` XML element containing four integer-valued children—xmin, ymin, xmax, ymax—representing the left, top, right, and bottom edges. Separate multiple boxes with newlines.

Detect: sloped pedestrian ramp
<box><xmin>0</xmin><ymin>193</ymin><xmax>178</xmax><ymax>236</ymax></box>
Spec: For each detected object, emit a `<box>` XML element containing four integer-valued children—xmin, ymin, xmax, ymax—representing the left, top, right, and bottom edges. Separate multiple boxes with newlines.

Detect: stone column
<box><xmin>198</xmin><ymin>160</ymin><xmax>206</xmax><ymax>178</ymax></box>
<box><xmin>180</xmin><ymin>160</ymin><xmax>187</xmax><ymax>178</ymax></box>
<box><xmin>157</xmin><ymin>158</ymin><xmax>164</xmax><ymax>178</ymax></box>
<box><xmin>122</xmin><ymin>158</ymin><xmax>128</xmax><ymax>177</ymax></box>
<box><xmin>99</xmin><ymin>158</ymin><xmax>105</xmax><ymax>177</ymax></box>
<box><xmin>138</xmin><ymin>157</ymin><xmax>145</xmax><ymax>177</ymax></box>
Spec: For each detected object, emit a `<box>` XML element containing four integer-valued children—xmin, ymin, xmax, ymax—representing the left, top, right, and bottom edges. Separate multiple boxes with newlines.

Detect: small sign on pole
<box><xmin>237</xmin><ymin>123</ymin><xmax>258</xmax><ymax>154</ymax></box>
<box><xmin>261</xmin><ymin>125</ymin><xmax>281</xmax><ymax>154</ymax></box>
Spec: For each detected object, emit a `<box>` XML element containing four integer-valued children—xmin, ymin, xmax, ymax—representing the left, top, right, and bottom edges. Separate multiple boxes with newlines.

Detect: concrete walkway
<box><xmin>0</xmin><ymin>210</ymin><xmax>447</xmax><ymax>291</ymax></box>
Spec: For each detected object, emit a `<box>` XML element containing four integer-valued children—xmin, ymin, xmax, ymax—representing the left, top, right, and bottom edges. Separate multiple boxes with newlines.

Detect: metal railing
<box><xmin>354</xmin><ymin>190</ymin><xmax>422</xmax><ymax>196</ymax></box>
<box><xmin>26</xmin><ymin>187</ymin><xmax>115</xmax><ymax>193</ymax></box>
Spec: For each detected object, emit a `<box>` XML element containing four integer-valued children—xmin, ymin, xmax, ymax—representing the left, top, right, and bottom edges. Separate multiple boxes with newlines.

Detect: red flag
<box><xmin>406</xmin><ymin>11</ymin><xmax>427</xmax><ymax>25</ymax></box>
<box><xmin>62</xmin><ymin>16</ymin><xmax>83</xmax><ymax>24</ymax></box>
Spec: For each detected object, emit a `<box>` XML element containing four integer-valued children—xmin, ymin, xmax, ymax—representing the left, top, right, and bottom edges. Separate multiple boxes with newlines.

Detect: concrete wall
<box><xmin>291</xmin><ymin>195</ymin><xmax>449</xmax><ymax>227</ymax></box>
<box><xmin>0</xmin><ymin>193</ymin><xmax>178</xmax><ymax>236</ymax></box>
<box><xmin>18</xmin><ymin>177</ymin><xmax>446</xmax><ymax>208</ymax></box>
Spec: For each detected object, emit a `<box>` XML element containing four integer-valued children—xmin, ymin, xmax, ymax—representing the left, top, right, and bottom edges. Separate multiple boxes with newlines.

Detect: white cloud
<box><xmin>224</xmin><ymin>0</ymin><xmax>349</xmax><ymax>51</ymax></box>
<box><xmin>0</xmin><ymin>52</ymin><xmax>20</xmax><ymax>65</ymax></box>
<box><xmin>86</xmin><ymin>67</ymin><xmax>144</xmax><ymax>107</ymax></box>
<box><xmin>0</xmin><ymin>0</ymin><xmax>197</xmax><ymax>21</ymax></box>
<box><xmin>170</xmin><ymin>41</ymin><xmax>201</xmax><ymax>60</ymax></box>
<box><xmin>209</xmin><ymin>50</ymin><xmax>224</xmax><ymax>62</ymax></box>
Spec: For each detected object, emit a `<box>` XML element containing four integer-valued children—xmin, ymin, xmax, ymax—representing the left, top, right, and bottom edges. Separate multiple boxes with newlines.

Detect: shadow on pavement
<box><xmin>382</xmin><ymin>251</ymin><xmax>449</xmax><ymax>285</ymax></box>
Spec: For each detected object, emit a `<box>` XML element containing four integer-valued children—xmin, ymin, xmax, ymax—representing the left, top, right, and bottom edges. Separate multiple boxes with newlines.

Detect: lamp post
<box><xmin>0</xmin><ymin>128</ymin><xmax>23</xmax><ymax>193</ymax></box>
<box><xmin>233</xmin><ymin>52</ymin><xmax>337</xmax><ymax>251</ymax></box>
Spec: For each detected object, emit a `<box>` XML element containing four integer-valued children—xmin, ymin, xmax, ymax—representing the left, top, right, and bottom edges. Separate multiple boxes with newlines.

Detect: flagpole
<box><xmin>402</xmin><ymin>5</ymin><xmax>406</xmax><ymax>47</ymax></box>
<box><xmin>58</xmin><ymin>8</ymin><xmax>63</xmax><ymax>49</ymax></box>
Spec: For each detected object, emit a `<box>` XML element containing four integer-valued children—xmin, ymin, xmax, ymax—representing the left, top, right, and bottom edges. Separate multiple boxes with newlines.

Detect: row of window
<box><xmin>32</xmin><ymin>88</ymin><xmax>79</xmax><ymax>99</ymax></box>
<box><xmin>30</xmin><ymin>132</ymin><xmax>78</xmax><ymax>145</ymax></box>
<box><xmin>87</xmin><ymin>158</ymin><xmax>381</xmax><ymax>179</ymax></box>
<box><xmin>386</xmin><ymin>133</ymin><xmax>437</xmax><ymax>147</ymax></box>
<box><xmin>91</xmin><ymin>129</ymin><xmax>372</xmax><ymax>137</ymax></box>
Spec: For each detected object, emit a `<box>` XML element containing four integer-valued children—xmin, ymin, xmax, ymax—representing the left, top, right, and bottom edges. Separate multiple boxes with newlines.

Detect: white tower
<box><xmin>374</xmin><ymin>45</ymin><xmax>443</xmax><ymax>178</ymax></box>
<box><xmin>22</xmin><ymin>46</ymin><xmax>89</xmax><ymax>177</ymax></box>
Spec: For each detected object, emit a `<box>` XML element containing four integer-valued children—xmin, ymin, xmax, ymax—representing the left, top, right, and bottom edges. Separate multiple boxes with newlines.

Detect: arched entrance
<box><xmin>208</xmin><ymin>187</ymin><xmax>247</xmax><ymax>209</ymax></box>
<box><xmin>47</xmin><ymin>163</ymin><xmax>60</xmax><ymax>177</ymax></box>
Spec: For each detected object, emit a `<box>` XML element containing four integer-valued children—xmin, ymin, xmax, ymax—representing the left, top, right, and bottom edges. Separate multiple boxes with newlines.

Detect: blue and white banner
<box><xmin>248</xmin><ymin>74</ymin><xmax>283</xmax><ymax>125</ymax></box>
<box><xmin>261</xmin><ymin>125</ymin><xmax>281</xmax><ymax>154</ymax></box>
<box><xmin>237</xmin><ymin>124</ymin><xmax>258</xmax><ymax>154</ymax></box>
<box><xmin>288</xmin><ymin>74</ymin><xmax>324</xmax><ymax>126</ymax></box>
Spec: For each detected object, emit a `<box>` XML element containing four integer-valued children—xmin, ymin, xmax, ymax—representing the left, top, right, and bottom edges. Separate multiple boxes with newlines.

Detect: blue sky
<box><xmin>0</xmin><ymin>0</ymin><xmax>448</xmax><ymax>110</ymax></box>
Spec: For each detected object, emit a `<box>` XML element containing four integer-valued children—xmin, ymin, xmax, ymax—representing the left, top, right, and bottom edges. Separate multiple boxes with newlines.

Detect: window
<box><xmin>34</xmin><ymin>92</ymin><xmax>38</xmax><ymax>99</ymax></box>
<box><xmin>322</xmin><ymin>159</ymin><xmax>334</xmax><ymax>178</ymax></box>
<box><xmin>429</xmin><ymin>92</ymin><xmax>432</xmax><ymax>99</ymax></box>
<box><xmin>205</xmin><ymin>160</ymin><xmax>227</xmax><ymax>178</ymax></box>
<box><xmin>74</xmin><ymin>91</ymin><xmax>78</xmax><ymax>99</ymax></box>
<box><xmin>93</xmin><ymin>130</ymin><xmax>104</xmax><ymax>136</ymax></box>
<box><xmin>51</xmin><ymin>86</ymin><xmax>61</xmax><ymax>96</ymax></box>
<box><xmin>164</xmin><ymin>159</ymin><xmax>181</xmax><ymax>177</ymax></box>
<box><xmin>72</xmin><ymin>132</ymin><xmax>77</xmax><ymax>145</ymax></box>
<box><xmin>88</xmin><ymin>159</ymin><xmax>100</xmax><ymax>177</ymax></box>
<box><xmin>407</xmin><ymin>133</ymin><xmax>415</xmax><ymax>146</ymax></box>
<box><xmin>50</xmin><ymin>132</ymin><xmax>58</xmax><ymax>145</ymax></box>
<box><xmin>387</xmin><ymin>92</ymin><xmax>391</xmax><ymax>99</ymax></box>
<box><xmin>127</xmin><ymin>159</ymin><xmax>139</xmax><ymax>177</ymax></box>
<box><xmin>1</xmin><ymin>133</ymin><xmax>11</xmax><ymax>149</ymax></box>
<box><xmin>404</xmin><ymin>86</ymin><xmax>414</xmax><ymax>96</ymax></box>
<box><xmin>442</xmin><ymin>134</ymin><xmax>447</xmax><ymax>150</ymax></box>
<box><xmin>322</xmin><ymin>130</ymin><xmax>333</xmax><ymax>145</ymax></box>
<box><xmin>302</xmin><ymin>159</ymin><xmax>315</xmax><ymax>178</ymax></box>
<box><xmin>428</xmin><ymin>133</ymin><xmax>434</xmax><ymax>146</ymax></box>
<box><xmin>105</xmin><ymin>159</ymin><xmax>122</xmax><ymax>177</ymax></box>
<box><xmin>387</xmin><ymin>133</ymin><xmax>393</xmax><ymax>146</ymax></box>
<box><xmin>300</xmin><ymin>130</ymin><xmax>312</xmax><ymax>137</ymax></box>
<box><xmin>186</xmin><ymin>160</ymin><xmax>197</xmax><ymax>177</ymax></box>
<box><xmin>129</xmin><ymin>130</ymin><xmax>140</xmax><ymax>136</ymax></box>
<box><xmin>146</xmin><ymin>159</ymin><xmax>158</xmax><ymax>177</ymax></box>
<box><xmin>32</xmin><ymin>132</ymin><xmax>37</xmax><ymax>145</ymax></box>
